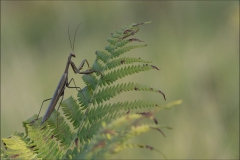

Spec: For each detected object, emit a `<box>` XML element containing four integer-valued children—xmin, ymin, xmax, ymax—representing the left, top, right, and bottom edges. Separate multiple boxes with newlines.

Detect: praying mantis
<box><xmin>35</xmin><ymin>22</ymin><xmax>97</xmax><ymax>125</ymax></box>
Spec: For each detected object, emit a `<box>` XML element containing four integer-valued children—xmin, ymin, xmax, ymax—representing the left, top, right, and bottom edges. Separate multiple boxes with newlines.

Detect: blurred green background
<box><xmin>1</xmin><ymin>1</ymin><xmax>239</xmax><ymax>159</ymax></box>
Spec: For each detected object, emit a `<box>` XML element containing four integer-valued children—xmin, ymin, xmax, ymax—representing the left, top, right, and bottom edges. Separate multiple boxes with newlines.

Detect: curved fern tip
<box><xmin>150</xmin><ymin>65</ymin><xmax>160</xmax><ymax>70</ymax></box>
<box><xmin>144</xmin><ymin>21</ymin><xmax>152</xmax><ymax>24</ymax></box>
<box><xmin>158</xmin><ymin>90</ymin><xmax>166</xmax><ymax>100</ymax></box>
<box><xmin>133</xmin><ymin>21</ymin><xmax>151</xmax><ymax>26</ymax></box>
<box><xmin>150</xmin><ymin>126</ymin><xmax>166</xmax><ymax>137</ymax></box>
<box><xmin>168</xmin><ymin>99</ymin><xmax>182</xmax><ymax>106</ymax></box>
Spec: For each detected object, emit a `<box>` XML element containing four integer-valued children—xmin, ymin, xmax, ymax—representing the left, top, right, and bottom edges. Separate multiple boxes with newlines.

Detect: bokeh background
<box><xmin>1</xmin><ymin>1</ymin><xmax>239</xmax><ymax>159</ymax></box>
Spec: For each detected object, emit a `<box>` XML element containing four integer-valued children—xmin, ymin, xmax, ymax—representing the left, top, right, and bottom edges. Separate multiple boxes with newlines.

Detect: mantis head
<box><xmin>70</xmin><ymin>52</ymin><xmax>76</xmax><ymax>57</ymax></box>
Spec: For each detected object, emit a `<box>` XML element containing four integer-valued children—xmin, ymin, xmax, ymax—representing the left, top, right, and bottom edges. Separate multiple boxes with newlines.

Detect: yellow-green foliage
<box><xmin>1</xmin><ymin>22</ymin><xmax>181</xmax><ymax>159</ymax></box>
<box><xmin>1</xmin><ymin>132</ymin><xmax>37</xmax><ymax>159</ymax></box>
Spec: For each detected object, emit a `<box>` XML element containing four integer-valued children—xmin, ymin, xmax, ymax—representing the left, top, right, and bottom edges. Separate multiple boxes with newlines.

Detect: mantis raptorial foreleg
<box><xmin>71</xmin><ymin>59</ymin><xmax>86</xmax><ymax>73</ymax></box>
<box><xmin>71</xmin><ymin>59</ymin><xmax>96</xmax><ymax>75</ymax></box>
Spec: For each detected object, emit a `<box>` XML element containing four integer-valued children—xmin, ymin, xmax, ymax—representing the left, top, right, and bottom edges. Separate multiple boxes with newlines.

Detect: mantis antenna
<box><xmin>68</xmin><ymin>21</ymin><xmax>82</xmax><ymax>52</ymax></box>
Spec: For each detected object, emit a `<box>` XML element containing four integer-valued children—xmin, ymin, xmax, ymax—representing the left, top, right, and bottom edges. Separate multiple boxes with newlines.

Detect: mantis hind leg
<box><xmin>37</xmin><ymin>98</ymin><xmax>52</xmax><ymax>119</ymax></box>
<box><xmin>71</xmin><ymin>59</ymin><xmax>105</xmax><ymax>81</ymax></box>
<box><xmin>29</xmin><ymin>98</ymin><xmax>52</xmax><ymax>125</ymax></box>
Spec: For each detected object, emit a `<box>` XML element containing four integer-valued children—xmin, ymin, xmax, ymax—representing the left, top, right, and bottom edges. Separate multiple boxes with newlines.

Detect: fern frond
<box><xmin>86</xmin><ymin>100</ymin><xmax>163</xmax><ymax>125</ymax></box>
<box><xmin>61</xmin><ymin>96</ymin><xmax>85</xmax><ymax>129</ymax></box>
<box><xmin>69</xmin><ymin>22</ymin><xmax>168</xmax><ymax>154</ymax></box>
<box><xmin>94</xmin><ymin>82</ymin><xmax>165</xmax><ymax>104</ymax></box>
<box><xmin>109</xmin><ymin>44</ymin><xmax>147</xmax><ymax>58</ymax></box>
<box><xmin>82</xmin><ymin>74</ymin><xmax>98</xmax><ymax>91</ymax></box>
<box><xmin>100</xmin><ymin>64</ymin><xmax>160</xmax><ymax>85</ymax></box>
<box><xmin>106</xmin><ymin>57</ymin><xmax>152</xmax><ymax>70</ymax></box>
<box><xmin>77</xmin><ymin>120</ymin><xmax>103</xmax><ymax>144</ymax></box>
<box><xmin>1</xmin><ymin>132</ymin><xmax>37</xmax><ymax>159</ymax></box>
<box><xmin>65</xmin><ymin>111</ymin><xmax>167</xmax><ymax>159</ymax></box>
<box><xmin>47</xmin><ymin>110</ymin><xmax>74</xmax><ymax>149</ymax></box>
<box><xmin>2</xmin><ymin>21</ymin><xmax>179</xmax><ymax>159</ymax></box>
<box><xmin>1</xmin><ymin>147</ymin><xmax>10</xmax><ymax>160</ymax></box>
<box><xmin>76</xmin><ymin>111</ymin><xmax>123</xmax><ymax>144</ymax></box>
<box><xmin>23</xmin><ymin>117</ymin><xmax>64</xmax><ymax>159</ymax></box>
<box><xmin>95</xmin><ymin>50</ymin><xmax>110</xmax><ymax>63</ymax></box>
<box><xmin>92</xmin><ymin>60</ymin><xmax>104</xmax><ymax>73</ymax></box>
<box><xmin>112</xmin><ymin>143</ymin><xmax>167</xmax><ymax>159</ymax></box>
